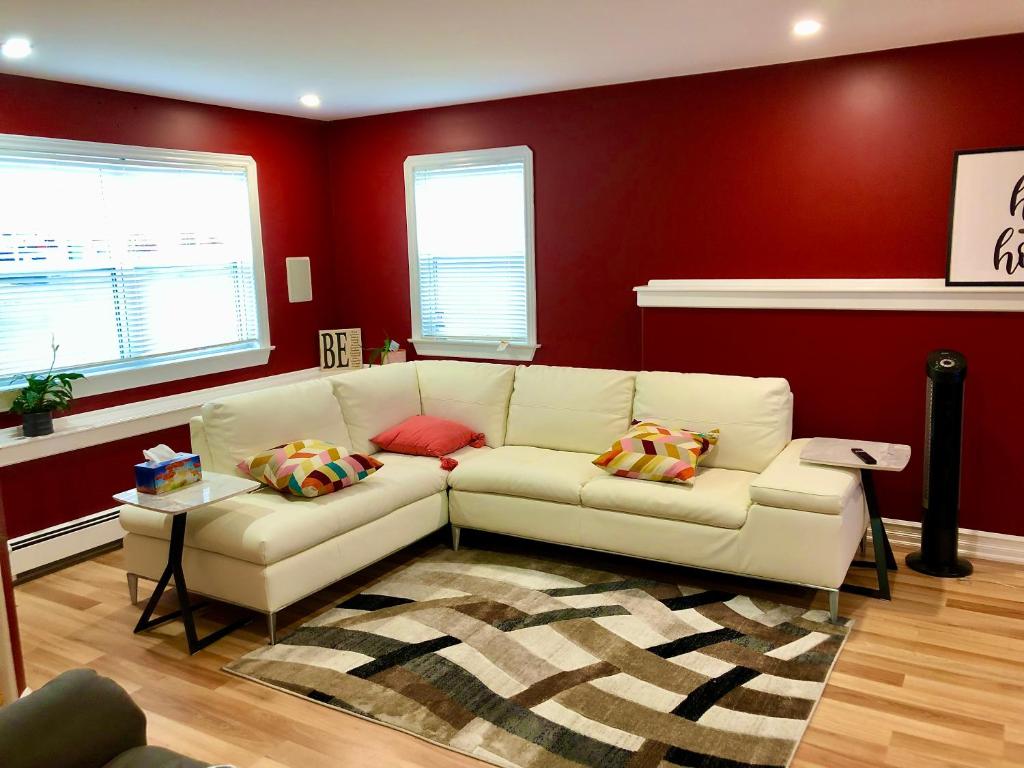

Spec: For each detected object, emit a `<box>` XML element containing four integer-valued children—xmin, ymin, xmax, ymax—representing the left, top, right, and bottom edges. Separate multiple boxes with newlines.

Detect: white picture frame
<box><xmin>947</xmin><ymin>146</ymin><xmax>1024</xmax><ymax>286</ymax></box>
<box><xmin>319</xmin><ymin>328</ymin><xmax>363</xmax><ymax>370</ymax></box>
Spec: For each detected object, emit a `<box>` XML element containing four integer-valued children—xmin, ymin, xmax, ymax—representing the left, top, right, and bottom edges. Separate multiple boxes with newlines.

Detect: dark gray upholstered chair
<box><xmin>0</xmin><ymin>668</ymin><xmax>210</xmax><ymax>768</ymax></box>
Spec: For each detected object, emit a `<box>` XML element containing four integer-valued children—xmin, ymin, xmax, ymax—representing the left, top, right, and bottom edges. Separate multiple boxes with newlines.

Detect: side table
<box><xmin>114</xmin><ymin>472</ymin><xmax>261</xmax><ymax>654</ymax></box>
<box><xmin>801</xmin><ymin>438</ymin><xmax>911</xmax><ymax>602</ymax></box>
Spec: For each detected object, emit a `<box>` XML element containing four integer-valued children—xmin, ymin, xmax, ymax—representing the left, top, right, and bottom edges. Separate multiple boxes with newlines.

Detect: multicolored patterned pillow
<box><xmin>238</xmin><ymin>439</ymin><xmax>383</xmax><ymax>498</ymax></box>
<box><xmin>592</xmin><ymin>421</ymin><xmax>720</xmax><ymax>485</ymax></box>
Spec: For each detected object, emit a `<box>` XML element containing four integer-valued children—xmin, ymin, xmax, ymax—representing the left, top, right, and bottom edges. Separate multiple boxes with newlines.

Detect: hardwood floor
<box><xmin>13</xmin><ymin>533</ymin><xmax>1024</xmax><ymax>767</ymax></box>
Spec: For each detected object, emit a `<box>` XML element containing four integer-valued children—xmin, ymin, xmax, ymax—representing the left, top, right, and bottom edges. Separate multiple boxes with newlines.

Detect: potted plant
<box><xmin>368</xmin><ymin>333</ymin><xmax>405</xmax><ymax>366</ymax></box>
<box><xmin>8</xmin><ymin>342</ymin><xmax>85</xmax><ymax>437</ymax></box>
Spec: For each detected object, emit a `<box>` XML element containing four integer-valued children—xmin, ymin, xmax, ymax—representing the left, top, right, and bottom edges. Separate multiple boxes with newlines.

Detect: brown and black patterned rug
<box><xmin>225</xmin><ymin>548</ymin><xmax>850</xmax><ymax>767</ymax></box>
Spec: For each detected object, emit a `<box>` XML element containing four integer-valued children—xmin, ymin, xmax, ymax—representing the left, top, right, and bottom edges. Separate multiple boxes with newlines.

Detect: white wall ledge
<box><xmin>634</xmin><ymin>278</ymin><xmax>1024</xmax><ymax>312</ymax></box>
<box><xmin>0</xmin><ymin>366</ymin><xmax>334</xmax><ymax>468</ymax></box>
<box><xmin>409</xmin><ymin>338</ymin><xmax>540</xmax><ymax>361</ymax></box>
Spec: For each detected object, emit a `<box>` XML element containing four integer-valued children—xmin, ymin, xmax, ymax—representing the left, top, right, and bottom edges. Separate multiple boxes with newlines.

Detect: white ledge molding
<box><xmin>409</xmin><ymin>338</ymin><xmax>539</xmax><ymax>362</ymax></box>
<box><xmin>634</xmin><ymin>279</ymin><xmax>1024</xmax><ymax>312</ymax></box>
<box><xmin>0</xmin><ymin>367</ymin><xmax>335</xmax><ymax>468</ymax></box>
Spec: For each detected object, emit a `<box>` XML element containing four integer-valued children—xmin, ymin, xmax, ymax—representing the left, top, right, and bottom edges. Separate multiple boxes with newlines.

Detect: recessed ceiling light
<box><xmin>1</xmin><ymin>37</ymin><xmax>33</xmax><ymax>60</ymax></box>
<box><xmin>792</xmin><ymin>19</ymin><xmax>823</xmax><ymax>37</ymax></box>
<box><xmin>299</xmin><ymin>93</ymin><xmax>321</xmax><ymax>108</ymax></box>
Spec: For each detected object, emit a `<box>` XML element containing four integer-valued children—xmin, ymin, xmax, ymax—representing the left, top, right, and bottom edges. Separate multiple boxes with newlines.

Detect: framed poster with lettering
<box><xmin>947</xmin><ymin>146</ymin><xmax>1024</xmax><ymax>286</ymax></box>
<box><xmin>319</xmin><ymin>328</ymin><xmax>363</xmax><ymax>370</ymax></box>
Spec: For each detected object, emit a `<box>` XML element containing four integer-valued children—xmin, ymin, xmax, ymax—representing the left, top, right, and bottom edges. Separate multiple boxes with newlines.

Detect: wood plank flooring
<box><xmin>13</xmin><ymin>532</ymin><xmax>1024</xmax><ymax>767</ymax></box>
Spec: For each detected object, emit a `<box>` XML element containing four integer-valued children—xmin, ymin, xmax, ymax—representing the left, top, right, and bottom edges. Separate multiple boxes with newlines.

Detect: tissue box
<box><xmin>134</xmin><ymin>453</ymin><xmax>202</xmax><ymax>495</ymax></box>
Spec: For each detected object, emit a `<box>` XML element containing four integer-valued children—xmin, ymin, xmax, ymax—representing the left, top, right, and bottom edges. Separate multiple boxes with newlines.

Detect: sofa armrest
<box><xmin>749</xmin><ymin>438</ymin><xmax>861</xmax><ymax>515</ymax></box>
<box><xmin>0</xmin><ymin>668</ymin><xmax>147</xmax><ymax>768</ymax></box>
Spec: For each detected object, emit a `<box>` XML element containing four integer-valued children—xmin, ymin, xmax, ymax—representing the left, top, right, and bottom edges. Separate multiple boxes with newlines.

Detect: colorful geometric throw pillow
<box><xmin>237</xmin><ymin>439</ymin><xmax>382</xmax><ymax>498</ymax></box>
<box><xmin>592</xmin><ymin>421</ymin><xmax>720</xmax><ymax>485</ymax></box>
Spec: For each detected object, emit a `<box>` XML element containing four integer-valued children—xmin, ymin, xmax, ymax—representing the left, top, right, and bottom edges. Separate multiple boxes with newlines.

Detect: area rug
<box><xmin>225</xmin><ymin>548</ymin><xmax>851</xmax><ymax>767</ymax></box>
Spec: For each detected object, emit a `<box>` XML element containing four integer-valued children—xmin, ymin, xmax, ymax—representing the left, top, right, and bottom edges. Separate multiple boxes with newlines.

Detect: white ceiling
<box><xmin>1</xmin><ymin>0</ymin><xmax>1022</xmax><ymax>120</ymax></box>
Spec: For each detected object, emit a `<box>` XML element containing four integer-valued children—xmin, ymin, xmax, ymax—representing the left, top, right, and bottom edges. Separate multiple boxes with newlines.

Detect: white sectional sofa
<box><xmin>120</xmin><ymin>361</ymin><xmax>867</xmax><ymax>641</ymax></box>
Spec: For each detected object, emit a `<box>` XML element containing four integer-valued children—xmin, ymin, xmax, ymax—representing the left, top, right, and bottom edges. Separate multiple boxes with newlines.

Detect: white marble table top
<box><xmin>800</xmin><ymin>437</ymin><xmax>911</xmax><ymax>472</ymax></box>
<box><xmin>113</xmin><ymin>471</ymin><xmax>261</xmax><ymax>515</ymax></box>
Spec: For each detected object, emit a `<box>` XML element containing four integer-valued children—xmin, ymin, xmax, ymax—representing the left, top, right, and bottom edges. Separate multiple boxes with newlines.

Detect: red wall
<box><xmin>327</xmin><ymin>33</ymin><xmax>1024</xmax><ymax>535</ymax></box>
<box><xmin>3</xmin><ymin>34</ymin><xmax>1023</xmax><ymax>543</ymax></box>
<box><xmin>0</xmin><ymin>74</ymin><xmax>336</xmax><ymax>537</ymax></box>
<box><xmin>0</xmin><ymin>73</ymin><xmax>336</xmax><ymax>416</ymax></box>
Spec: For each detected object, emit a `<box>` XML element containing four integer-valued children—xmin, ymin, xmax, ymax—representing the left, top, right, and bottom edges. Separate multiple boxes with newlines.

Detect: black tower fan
<box><xmin>906</xmin><ymin>349</ymin><xmax>972</xmax><ymax>577</ymax></box>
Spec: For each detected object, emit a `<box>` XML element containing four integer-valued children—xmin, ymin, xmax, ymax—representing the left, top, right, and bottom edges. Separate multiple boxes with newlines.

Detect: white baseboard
<box><xmin>874</xmin><ymin>518</ymin><xmax>1024</xmax><ymax>565</ymax></box>
<box><xmin>8</xmin><ymin>508</ymin><xmax>123</xmax><ymax>577</ymax></box>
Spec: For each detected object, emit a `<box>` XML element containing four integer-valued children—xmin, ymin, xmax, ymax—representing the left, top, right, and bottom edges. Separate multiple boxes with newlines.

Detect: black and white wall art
<box><xmin>947</xmin><ymin>146</ymin><xmax>1024</xmax><ymax>286</ymax></box>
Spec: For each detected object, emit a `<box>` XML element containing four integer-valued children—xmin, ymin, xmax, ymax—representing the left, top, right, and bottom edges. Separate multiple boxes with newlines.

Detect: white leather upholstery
<box><xmin>124</xmin><ymin>363</ymin><xmax>868</xmax><ymax>627</ymax></box>
<box><xmin>329</xmin><ymin>363</ymin><xmax>422</xmax><ymax>455</ymax></box>
<box><xmin>452</xmin><ymin>484</ymin><xmax>866</xmax><ymax>589</ymax></box>
<box><xmin>632</xmin><ymin>371</ymin><xmax>793</xmax><ymax>473</ymax></box>
<box><xmin>189</xmin><ymin>416</ymin><xmax>213</xmax><ymax>469</ymax></box>
<box><xmin>200</xmin><ymin>379</ymin><xmax>352</xmax><ymax>474</ymax></box>
<box><xmin>373</xmin><ymin>444</ymin><xmax>491</xmax><ymax>479</ymax></box>
<box><xmin>449</xmin><ymin>446</ymin><xmax>605</xmax><ymax>505</ymax></box>
<box><xmin>120</xmin><ymin>460</ymin><xmax>445</xmax><ymax>566</ymax></box>
<box><xmin>123</xmin><ymin>493</ymin><xmax>448</xmax><ymax>612</ymax></box>
<box><xmin>505</xmin><ymin>365</ymin><xmax>636</xmax><ymax>454</ymax></box>
<box><xmin>415</xmin><ymin>360</ymin><xmax>515</xmax><ymax>447</ymax></box>
<box><xmin>749</xmin><ymin>438</ymin><xmax>861</xmax><ymax>515</ymax></box>
<box><xmin>450</xmin><ymin>492</ymin><xmax>584</xmax><ymax>546</ymax></box>
<box><xmin>581</xmin><ymin>468</ymin><xmax>755</xmax><ymax>529</ymax></box>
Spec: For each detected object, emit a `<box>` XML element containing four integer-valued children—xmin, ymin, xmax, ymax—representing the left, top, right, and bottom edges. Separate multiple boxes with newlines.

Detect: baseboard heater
<box><xmin>8</xmin><ymin>508</ymin><xmax>124</xmax><ymax>580</ymax></box>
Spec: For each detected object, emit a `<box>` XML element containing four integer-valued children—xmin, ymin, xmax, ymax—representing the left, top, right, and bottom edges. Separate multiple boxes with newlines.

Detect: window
<box><xmin>405</xmin><ymin>146</ymin><xmax>537</xmax><ymax>360</ymax></box>
<box><xmin>0</xmin><ymin>134</ymin><xmax>270</xmax><ymax>398</ymax></box>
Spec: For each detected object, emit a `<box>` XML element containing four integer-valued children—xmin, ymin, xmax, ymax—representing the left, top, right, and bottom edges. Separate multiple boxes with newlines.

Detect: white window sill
<box><xmin>0</xmin><ymin>365</ymin><xmax>335</xmax><ymax>467</ymax></box>
<box><xmin>2</xmin><ymin>346</ymin><xmax>273</xmax><ymax>408</ymax></box>
<box><xmin>409</xmin><ymin>338</ymin><xmax>539</xmax><ymax>362</ymax></box>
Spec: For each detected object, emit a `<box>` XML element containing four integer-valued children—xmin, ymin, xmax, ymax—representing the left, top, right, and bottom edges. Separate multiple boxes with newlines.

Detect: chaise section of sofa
<box><xmin>121</xmin><ymin>367</ymin><xmax>463</xmax><ymax>640</ymax></box>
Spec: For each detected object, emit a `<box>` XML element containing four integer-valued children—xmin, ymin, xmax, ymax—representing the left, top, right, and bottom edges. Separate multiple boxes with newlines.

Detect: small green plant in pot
<box><xmin>369</xmin><ymin>333</ymin><xmax>401</xmax><ymax>366</ymax></box>
<box><xmin>9</xmin><ymin>342</ymin><xmax>85</xmax><ymax>437</ymax></box>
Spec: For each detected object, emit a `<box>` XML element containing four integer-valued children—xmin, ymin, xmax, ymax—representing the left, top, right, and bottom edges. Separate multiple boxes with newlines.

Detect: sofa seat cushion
<box><xmin>448</xmin><ymin>445</ymin><xmax>604</xmax><ymax>505</ymax></box>
<box><xmin>374</xmin><ymin>445</ymin><xmax>490</xmax><ymax>476</ymax></box>
<box><xmin>119</xmin><ymin>461</ymin><xmax>445</xmax><ymax>566</ymax></box>
<box><xmin>748</xmin><ymin>438</ymin><xmax>860</xmax><ymax>515</ymax></box>
<box><xmin>580</xmin><ymin>467</ymin><xmax>756</xmax><ymax>529</ymax></box>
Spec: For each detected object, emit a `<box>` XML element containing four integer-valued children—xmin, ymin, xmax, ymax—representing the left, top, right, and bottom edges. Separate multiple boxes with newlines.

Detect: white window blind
<box><xmin>0</xmin><ymin>136</ymin><xmax>268</xmax><ymax>388</ymax></box>
<box><xmin>405</xmin><ymin>146</ymin><xmax>537</xmax><ymax>360</ymax></box>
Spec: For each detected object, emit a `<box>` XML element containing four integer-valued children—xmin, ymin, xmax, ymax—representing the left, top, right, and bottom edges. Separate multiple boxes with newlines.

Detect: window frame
<box><xmin>404</xmin><ymin>145</ymin><xmax>538</xmax><ymax>361</ymax></box>
<box><xmin>0</xmin><ymin>132</ymin><xmax>272</xmax><ymax>401</ymax></box>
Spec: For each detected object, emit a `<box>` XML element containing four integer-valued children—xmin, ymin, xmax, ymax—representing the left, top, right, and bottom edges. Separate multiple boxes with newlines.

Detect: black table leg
<box><xmin>134</xmin><ymin>513</ymin><xmax>251</xmax><ymax>654</ymax></box>
<box><xmin>844</xmin><ymin>471</ymin><xmax>897</xmax><ymax>601</ymax></box>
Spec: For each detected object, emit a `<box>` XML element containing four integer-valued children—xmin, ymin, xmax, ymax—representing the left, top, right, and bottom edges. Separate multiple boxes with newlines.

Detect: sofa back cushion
<box><xmin>200</xmin><ymin>379</ymin><xmax>352</xmax><ymax>474</ymax></box>
<box><xmin>415</xmin><ymin>360</ymin><xmax>515</xmax><ymax>447</ymax></box>
<box><xmin>329</xmin><ymin>362</ymin><xmax>422</xmax><ymax>454</ymax></box>
<box><xmin>505</xmin><ymin>365</ymin><xmax>636</xmax><ymax>454</ymax></box>
<box><xmin>632</xmin><ymin>371</ymin><xmax>792</xmax><ymax>473</ymax></box>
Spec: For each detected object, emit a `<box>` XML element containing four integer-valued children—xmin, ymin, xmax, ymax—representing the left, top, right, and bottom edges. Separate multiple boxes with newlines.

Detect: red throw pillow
<box><xmin>371</xmin><ymin>415</ymin><xmax>485</xmax><ymax>469</ymax></box>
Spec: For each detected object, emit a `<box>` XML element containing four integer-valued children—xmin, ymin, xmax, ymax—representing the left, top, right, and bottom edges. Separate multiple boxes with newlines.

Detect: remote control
<box><xmin>851</xmin><ymin>447</ymin><xmax>877</xmax><ymax>465</ymax></box>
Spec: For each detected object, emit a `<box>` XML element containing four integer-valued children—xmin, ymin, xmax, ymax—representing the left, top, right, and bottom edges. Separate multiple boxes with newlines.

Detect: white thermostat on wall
<box><xmin>286</xmin><ymin>257</ymin><xmax>313</xmax><ymax>302</ymax></box>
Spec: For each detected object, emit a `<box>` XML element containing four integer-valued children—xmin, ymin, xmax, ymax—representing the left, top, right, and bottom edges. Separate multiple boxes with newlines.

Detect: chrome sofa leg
<box><xmin>267</xmin><ymin>612</ymin><xmax>277</xmax><ymax>645</ymax></box>
<box><xmin>827</xmin><ymin>590</ymin><xmax>839</xmax><ymax>623</ymax></box>
<box><xmin>451</xmin><ymin>525</ymin><xmax>461</xmax><ymax>551</ymax></box>
<box><xmin>127</xmin><ymin>573</ymin><xmax>139</xmax><ymax>606</ymax></box>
